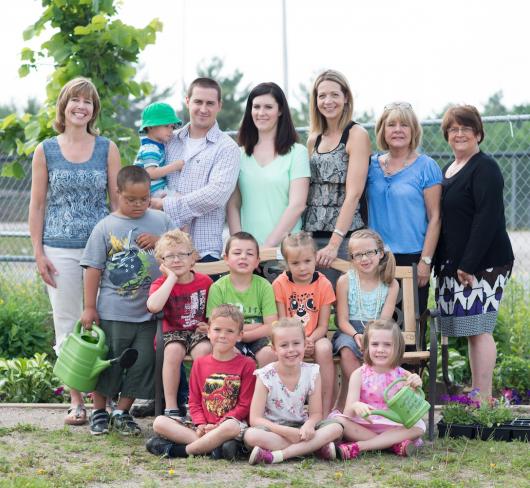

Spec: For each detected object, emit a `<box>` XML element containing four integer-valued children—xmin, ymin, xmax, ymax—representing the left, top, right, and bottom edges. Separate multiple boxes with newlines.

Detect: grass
<box><xmin>0</xmin><ymin>424</ymin><xmax>528</xmax><ymax>487</ymax></box>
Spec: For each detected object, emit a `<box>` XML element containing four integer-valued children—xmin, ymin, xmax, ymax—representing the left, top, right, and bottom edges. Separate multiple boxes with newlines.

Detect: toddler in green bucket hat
<box><xmin>134</xmin><ymin>102</ymin><xmax>184</xmax><ymax>197</ymax></box>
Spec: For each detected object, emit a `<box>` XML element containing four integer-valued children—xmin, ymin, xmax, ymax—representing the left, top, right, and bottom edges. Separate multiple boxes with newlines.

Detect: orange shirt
<box><xmin>272</xmin><ymin>271</ymin><xmax>335</xmax><ymax>336</ymax></box>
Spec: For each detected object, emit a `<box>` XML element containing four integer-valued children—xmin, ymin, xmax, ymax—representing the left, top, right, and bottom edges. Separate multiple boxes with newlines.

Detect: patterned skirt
<box><xmin>435</xmin><ymin>262</ymin><xmax>512</xmax><ymax>337</ymax></box>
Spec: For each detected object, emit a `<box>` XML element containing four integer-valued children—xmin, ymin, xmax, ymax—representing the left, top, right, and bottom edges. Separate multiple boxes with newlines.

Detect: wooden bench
<box><xmin>154</xmin><ymin>248</ymin><xmax>438</xmax><ymax>440</ymax></box>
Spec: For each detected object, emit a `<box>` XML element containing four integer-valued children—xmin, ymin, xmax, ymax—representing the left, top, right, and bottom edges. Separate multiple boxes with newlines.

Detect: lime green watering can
<box><xmin>53</xmin><ymin>322</ymin><xmax>138</xmax><ymax>392</ymax></box>
<box><xmin>366</xmin><ymin>377</ymin><xmax>430</xmax><ymax>428</ymax></box>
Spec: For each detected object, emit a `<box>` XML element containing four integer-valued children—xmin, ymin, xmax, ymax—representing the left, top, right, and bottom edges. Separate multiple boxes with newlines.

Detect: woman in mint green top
<box><xmin>228</xmin><ymin>83</ymin><xmax>310</xmax><ymax>246</ymax></box>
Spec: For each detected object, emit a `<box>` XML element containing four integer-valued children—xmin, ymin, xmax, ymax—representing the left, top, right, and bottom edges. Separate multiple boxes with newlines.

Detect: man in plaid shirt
<box><xmin>151</xmin><ymin>77</ymin><xmax>240</xmax><ymax>262</ymax></box>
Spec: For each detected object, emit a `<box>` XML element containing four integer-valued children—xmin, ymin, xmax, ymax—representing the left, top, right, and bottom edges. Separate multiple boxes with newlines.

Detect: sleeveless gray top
<box><xmin>42</xmin><ymin>136</ymin><xmax>110</xmax><ymax>248</ymax></box>
<box><xmin>304</xmin><ymin>122</ymin><xmax>365</xmax><ymax>232</ymax></box>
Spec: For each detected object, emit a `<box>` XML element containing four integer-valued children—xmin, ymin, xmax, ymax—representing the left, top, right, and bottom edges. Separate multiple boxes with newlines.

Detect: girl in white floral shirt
<box><xmin>244</xmin><ymin>318</ymin><xmax>343</xmax><ymax>464</ymax></box>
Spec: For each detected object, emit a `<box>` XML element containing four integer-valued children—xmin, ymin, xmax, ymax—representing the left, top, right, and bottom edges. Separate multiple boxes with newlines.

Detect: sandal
<box><xmin>65</xmin><ymin>405</ymin><xmax>88</xmax><ymax>426</ymax></box>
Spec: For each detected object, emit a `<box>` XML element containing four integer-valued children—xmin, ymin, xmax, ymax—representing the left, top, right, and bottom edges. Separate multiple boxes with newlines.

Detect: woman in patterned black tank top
<box><xmin>303</xmin><ymin>70</ymin><xmax>371</xmax><ymax>285</ymax></box>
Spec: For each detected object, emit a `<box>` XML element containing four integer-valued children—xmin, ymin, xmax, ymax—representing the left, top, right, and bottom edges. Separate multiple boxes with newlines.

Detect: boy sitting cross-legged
<box><xmin>147</xmin><ymin>229</ymin><xmax>213</xmax><ymax>419</ymax></box>
<box><xmin>146</xmin><ymin>304</ymin><xmax>256</xmax><ymax>459</ymax></box>
<box><xmin>206</xmin><ymin>232</ymin><xmax>277</xmax><ymax>366</ymax></box>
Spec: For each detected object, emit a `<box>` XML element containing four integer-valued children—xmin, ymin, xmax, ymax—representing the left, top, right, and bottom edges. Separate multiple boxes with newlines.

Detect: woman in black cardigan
<box><xmin>434</xmin><ymin>105</ymin><xmax>514</xmax><ymax>400</ymax></box>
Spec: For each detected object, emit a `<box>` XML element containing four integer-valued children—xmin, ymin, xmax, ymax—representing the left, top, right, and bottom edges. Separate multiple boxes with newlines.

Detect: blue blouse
<box><xmin>367</xmin><ymin>153</ymin><xmax>442</xmax><ymax>254</ymax></box>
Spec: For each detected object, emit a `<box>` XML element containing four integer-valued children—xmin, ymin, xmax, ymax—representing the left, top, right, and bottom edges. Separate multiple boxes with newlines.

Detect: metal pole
<box><xmin>282</xmin><ymin>0</ymin><xmax>288</xmax><ymax>99</ymax></box>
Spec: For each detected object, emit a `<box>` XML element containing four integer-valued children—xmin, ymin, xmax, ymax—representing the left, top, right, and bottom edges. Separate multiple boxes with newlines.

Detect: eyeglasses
<box><xmin>447</xmin><ymin>126</ymin><xmax>474</xmax><ymax>135</ymax></box>
<box><xmin>351</xmin><ymin>249</ymin><xmax>381</xmax><ymax>262</ymax></box>
<box><xmin>384</xmin><ymin>102</ymin><xmax>413</xmax><ymax>111</ymax></box>
<box><xmin>162</xmin><ymin>252</ymin><xmax>193</xmax><ymax>262</ymax></box>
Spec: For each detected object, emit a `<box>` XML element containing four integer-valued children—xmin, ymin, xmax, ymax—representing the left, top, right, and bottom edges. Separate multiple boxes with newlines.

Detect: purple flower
<box><xmin>54</xmin><ymin>386</ymin><xmax>64</xmax><ymax>396</ymax></box>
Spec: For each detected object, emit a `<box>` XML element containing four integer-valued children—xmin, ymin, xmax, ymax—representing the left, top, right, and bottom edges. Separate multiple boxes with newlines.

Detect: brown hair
<box><xmin>154</xmin><ymin>229</ymin><xmax>199</xmax><ymax>261</ymax></box>
<box><xmin>224</xmin><ymin>231</ymin><xmax>259</xmax><ymax>257</ymax></box>
<box><xmin>375</xmin><ymin>103</ymin><xmax>422</xmax><ymax>151</ymax></box>
<box><xmin>362</xmin><ymin>319</ymin><xmax>404</xmax><ymax>368</ymax></box>
<box><xmin>441</xmin><ymin>104</ymin><xmax>484</xmax><ymax>143</ymax></box>
<box><xmin>54</xmin><ymin>77</ymin><xmax>101</xmax><ymax>135</ymax></box>
<box><xmin>116</xmin><ymin>165</ymin><xmax>150</xmax><ymax>192</ymax></box>
<box><xmin>187</xmin><ymin>77</ymin><xmax>222</xmax><ymax>102</ymax></box>
<box><xmin>271</xmin><ymin>317</ymin><xmax>305</xmax><ymax>345</ymax></box>
<box><xmin>280</xmin><ymin>231</ymin><xmax>317</xmax><ymax>261</ymax></box>
<box><xmin>309</xmin><ymin>69</ymin><xmax>353</xmax><ymax>135</ymax></box>
<box><xmin>209</xmin><ymin>304</ymin><xmax>244</xmax><ymax>332</ymax></box>
<box><xmin>348</xmin><ymin>229</ymin><xmax>395</xmax><ymax>285</ymax></box>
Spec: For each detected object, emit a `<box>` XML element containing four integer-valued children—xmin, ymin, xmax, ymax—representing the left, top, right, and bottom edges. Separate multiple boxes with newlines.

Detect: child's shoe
<box><xmin>390</xmin><ymin>439</ymin><xmax>421</xmax><ymax>457</ymax></box>
<box><xmin>110</xmin><ymin>410</ymin><xmax>141</xmax><ymax>436</ymax></box>
<box><xmin>248</xmin><ymin>446</ymin><xmax>274</xmax><ymax>465</ymax></box>
<box><xmin>89</xmin><ymin>409</ymin><xmax>110</xmax><ymax>435</ymax></box>
<box><xmin>221</xmin><ymin>439</ymin><xmax>245</xmax><ymax>461</ymax></box>
<box><xmin>336</xmin><ymin>441</ymin><xmax>360</xmax><ymax>460</ymax></box>
<box><xmin>146</xmin><ymin>436</ymin><xmax>178</xmax><ymax>458</ymax></box>
<box><xmin>315</xmin><ymin>441</ymin><xmax>337</xmax><ymax>461</ymax></box>
<box><xmin>164</xmin><ymin>408</ymin><xmax>186</xmax><ymax>423</ymax></box>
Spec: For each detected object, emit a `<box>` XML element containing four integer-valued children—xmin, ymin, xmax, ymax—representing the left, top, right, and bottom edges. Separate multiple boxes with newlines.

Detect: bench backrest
<box><xmin>194</xmin><ymin>247</ymin><xmax>420</xmax><ymax>348</ymax></box>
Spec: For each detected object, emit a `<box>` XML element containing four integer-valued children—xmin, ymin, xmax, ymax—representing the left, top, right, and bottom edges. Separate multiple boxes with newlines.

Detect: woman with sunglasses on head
<box><xmin>434</xmin><ymin>105</ymin><xmax>513</xmax><ymax>401</ymax></box>
<box><xmin>367</xmin><ymin>103</ymin><xmax>442</xmax><ymax>315</ymax></box>
<box><xmin>303</xmin><ymin>70</ymin><xmax>371</xmax><ymax>286</ymax></box>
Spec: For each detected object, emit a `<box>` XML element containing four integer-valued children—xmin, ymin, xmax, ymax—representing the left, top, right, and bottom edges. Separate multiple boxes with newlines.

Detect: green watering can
<box><xmin>53</xmin><ymin>322</ymin><xmax>138</xmax><ymax>392</ymax></box>
<box><xmin>367</xmin><ymin>377</ymin><xmax>430</xmax><ymax>429</ymax></box>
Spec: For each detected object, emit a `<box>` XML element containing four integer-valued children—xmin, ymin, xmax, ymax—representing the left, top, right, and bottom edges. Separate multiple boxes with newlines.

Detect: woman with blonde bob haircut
<box><xmin>28</xmin><ymin>76</ymin><xmax>120</xmax><ymax>426</ymax></box>
<box><xmin>303</xmin><ymin>70</ymin><xmax>371</xmax><ymax>286</ymax></box>
<box><xmin>367</xmin><ymin>102</ymin><xmax>442</xmax><ymax>315</ymax></box>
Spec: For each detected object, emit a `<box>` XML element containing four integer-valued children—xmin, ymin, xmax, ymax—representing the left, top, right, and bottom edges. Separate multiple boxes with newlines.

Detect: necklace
<box><xmin>353</xmin><ymin>270</ymin><xmax>385</xmax><ymax>329</ymax></box>
<box><xmin>382</xmin><ymin>151</ymin><xmax>415</xmax><ymax>176</ymax></box>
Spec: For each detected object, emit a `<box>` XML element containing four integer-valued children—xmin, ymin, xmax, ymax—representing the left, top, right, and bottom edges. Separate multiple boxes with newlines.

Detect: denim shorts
<box><xmin>331</xmin><ymin>320</ymin><xmax>367</xmax><ymax>360</ymax></box>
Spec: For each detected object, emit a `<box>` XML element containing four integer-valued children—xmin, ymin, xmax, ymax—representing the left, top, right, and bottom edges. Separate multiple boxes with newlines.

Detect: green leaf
<box><xmin>24</xmin><ymin>120</ymin><xmax>42</xmax><ymax>141</ymax></box>
<box><xmin>18</xmin><ymin>65</ymin><xmax>30</xmax><ymax>78</ymax></box>
<box><xmin>21</xmin><ymin>48</ymin><xmax>35</xmax><ymax>62</ymax></box>
<box><xmin>1</xmin><ymin>161</ymin><xmax>25</xmax><ymax>179</ymax></box>
<box><xmin>22</xmin><ymin>25</ymin><xmax>35</xmax><ymax>41</ymax></box>
<box><xmin>74</xmin><ymin>25</ymin><xmax>92</xmax><ymax>36</ymax></box>
<box><xmin>0</xmin><ymin>113</ymin><xmax>18</xmax><ymax>130</ymax></box>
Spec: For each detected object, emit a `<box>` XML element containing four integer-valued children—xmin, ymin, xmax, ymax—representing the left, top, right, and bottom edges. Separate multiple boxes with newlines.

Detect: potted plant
<box><xmin>438</xmin><ymin>389</ymin><xmax>514</xmax><ymax>441</ymax></box>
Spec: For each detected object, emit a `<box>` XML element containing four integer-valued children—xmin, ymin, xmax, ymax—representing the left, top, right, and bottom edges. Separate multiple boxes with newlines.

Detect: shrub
<box><xmin>0</xmin><ymin>280</ymin><xmax>54</xmax><ymax>358</ymax></box>
<box><xmin>494</xmin><ymin>355</ymin><xmax>530</xmax><ymax>402</ymax></box>
<box><xmin>0</xmin><ymin>353</ymin><xmax>66</xmax><ymax>403</ymax></box>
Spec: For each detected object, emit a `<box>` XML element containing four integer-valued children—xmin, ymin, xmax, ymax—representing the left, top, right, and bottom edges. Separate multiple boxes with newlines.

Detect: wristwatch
<box><xmin>420</xmin><ymin>256</ymin><xmax>432</xmax><ymax>265</ymax></box>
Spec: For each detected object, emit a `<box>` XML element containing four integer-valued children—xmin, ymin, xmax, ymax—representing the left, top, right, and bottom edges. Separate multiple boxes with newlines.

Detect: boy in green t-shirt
<box><xmin>206</xmin><ymin>232</ymin><xmax>277</xmax><ymax>366</ymax></box>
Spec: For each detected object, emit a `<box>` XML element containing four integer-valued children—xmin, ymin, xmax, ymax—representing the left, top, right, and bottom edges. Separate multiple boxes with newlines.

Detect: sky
<box><xmin>1</xmin><ymin>0</ymin><xmax>529</xmax><ymax>120</ymax></box>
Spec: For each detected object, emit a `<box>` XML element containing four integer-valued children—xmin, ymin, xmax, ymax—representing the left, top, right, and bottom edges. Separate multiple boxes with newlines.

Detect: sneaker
<box><xmin>146</xmin><ymin>436</ymin><xmax>178</xmax><ymax>458</ymax></box>
<box><xmin>336</xmin><ymin>441</ymin><xmax>360</xmax><ymax>460</ymax></box>
<box><xmin>390</xmin><ymin>439</ymin><xmax>420</xmax><ymax>457</ymax></box>
<box><xmin>89</xmin><ymin>409</ymin><xmax>110</xmax><ymax>436</ymax></box>
<box><xmin>110</xmin><ymin>410</ymin><xmax>141</xmax><ymax>436</ymax></box>
<box><xmin>130</xmin><ymin>399</ymin><xmax>155</xmax><ymax>418</ymax></box>
<box><xmin>210</xmin><ymin>446</ymin><xmax>223</xmax><ymax>460</ymax></box>
<box><xmin>248</xmin><ymin>446</ymin><xmax>274</xmax><ymax>465</ymax></box>
<box><xmin>315</xmin><ymin>441</ymin><xmax>337</xmax><ymax>461</ymax></box>
<box><xmin>221</xmin><ymin>439</ymin><xmax>244</xmax><ymax>461</ymax></box>
<box><xmin>164</xmin><ymin>409</ymin><xmax>186</xmax><ymax>422</ymax></box>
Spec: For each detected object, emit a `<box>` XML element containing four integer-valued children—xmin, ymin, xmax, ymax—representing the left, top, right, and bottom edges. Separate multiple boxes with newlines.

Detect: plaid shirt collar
<box><xmin>177</xmin><ymin>121</ymin><xmax>221</xmax><ymax>143</ymax></box>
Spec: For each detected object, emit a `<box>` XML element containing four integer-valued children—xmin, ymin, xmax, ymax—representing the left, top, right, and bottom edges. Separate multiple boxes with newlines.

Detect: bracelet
<box><xmin>333</xmin><ymin>228</ymin><xmax>345</xmax><ymax>238</ymax></box>
<box><xmin>352</xmin><ymin>332</ymin><xmax>359</xmax><ymax>339</ymax></box>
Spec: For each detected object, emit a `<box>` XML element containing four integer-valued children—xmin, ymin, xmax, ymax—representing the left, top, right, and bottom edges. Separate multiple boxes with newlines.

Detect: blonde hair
<box><xmin>363</xmin><ymin>319</ymin><xmax>404</xmax><ymax>368</ymax></box>
<box><xmin>280</xmin><ymin>231</ymin><xmax>317</xmax><ymax>261</ymax></box>
<box><xmin>154</xmin><ymin>229</ymin><xmax>199</xmax><ymax>261</ymax></box>
<box><xmin>309</xmin><ymin>70</ymin><xmax>353</xmax><ymax>135</ymax></box>
<box><xmin>54</xmin><ymin>77</ymin><xmax>101</xmax><ymax>135</ymax></box>
<box><xmin>209</xmin><ymin>304</ymin><xmax>244</xmax><ymax>332</ymax></box>
<box><xmin>375</xmin><ymin>103</ymin><xmax>422</xmax><ymax>151</ymax></box>
<box><xmin>348</xmin><ymin>229</ymin><xmax>395</xmax><ymax>285</ymax></box>
<box><xmin>271</xmin><ymin>317</ymin><xmax>305</xmax><ymax>345</ymax></box>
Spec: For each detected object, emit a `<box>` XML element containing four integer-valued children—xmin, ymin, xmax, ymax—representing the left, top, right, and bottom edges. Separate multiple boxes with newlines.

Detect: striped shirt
<box><xmin>163</xmin><ymin>122</ymin><xmax>240</xmax><ymax>258</ymax></box>
<box><xmin>134</xmin><ymin>137</ymin><xmax>167</xmax><ymax>193</ymax></box>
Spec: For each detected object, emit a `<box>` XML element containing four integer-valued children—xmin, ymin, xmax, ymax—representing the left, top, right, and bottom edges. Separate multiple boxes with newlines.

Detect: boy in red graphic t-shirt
<box><xmin>146</xmin><ymin>304</ymin><xmax>256</xmax><ymax>460</ymax></box>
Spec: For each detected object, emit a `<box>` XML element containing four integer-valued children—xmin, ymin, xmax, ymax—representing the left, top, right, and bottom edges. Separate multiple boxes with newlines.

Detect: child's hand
<box><xmin>196</xmin><ymin>424</ymin><xmax>206</xmax><ymax>437</ymax></box>
<box><xmin>159</xmin><ymin>263</ymin><xmax>177</xmax><ymax>280</ymax></box>
<box><xmin>299</xmin><ymin>423</ymin><xmax>315</xmax><ymax>441</ymax></box>
<box><xmin>406</xmin><ymin>373</ymin><xmax>423</xmax><ymax>389</ymax></box>
<box><xmin>352</xmin><ymin>401</ymin><xmax>374</xmax><ymax>420</ymax></box>
<box><xmin>203</xmin><ymin>423</ymin><xmax>216</xmax><ymax>433</ymax></box>
<box><xmin>136</xmin><ymin>233</ymin><xmax>159</xmax><ymax>250</ymax></box>
<box><xmin>196</xmin><ymin>322</ymin><xmax>209</xmax><ymax>334</ymax></box>
<box><xmin>283</xmin><ymin>426</ymin><xmax>303</xmax><ymax>444</ymax></box>
<box><xmin>353</xmin><ymin>333</ymin><xmax>363</xmax><ymax>350</ymax></box>
<box><xmin>80</xmin><ymin>307</ymin><xmax>99</xmax><ymax>330</ymax></box>
<box><xmin>150</xmin><ymin>197</ymin><xmax>164</xmax><ymax>210</ymax></box>
<box><xmin>304</xmin><ymin>339</ymin><xmax>315</xmax><ymax>357</ymax></box>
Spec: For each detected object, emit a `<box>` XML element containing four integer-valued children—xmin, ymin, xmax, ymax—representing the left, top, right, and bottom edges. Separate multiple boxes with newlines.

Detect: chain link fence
<box><xmin>1</xmin><ymin>115</ymin><xmax>529</xmax><ymax>284</ymax></box>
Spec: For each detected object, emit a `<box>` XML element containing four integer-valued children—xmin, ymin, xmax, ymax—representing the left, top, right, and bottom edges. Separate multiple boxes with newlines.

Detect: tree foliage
<box><xmin>0</xmin><ymin>0</ymin><xmax>162</xmax><ymax>177</ymax></box>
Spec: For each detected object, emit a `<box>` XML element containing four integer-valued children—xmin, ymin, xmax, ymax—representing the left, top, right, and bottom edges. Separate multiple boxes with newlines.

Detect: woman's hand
<box><xmin>316</xmin><ymin>243</ymin><xmax>338</xmax><ymax>268</ymax></box>
<box><xmin>457</xmin><ymin>269</ymin><xmax>474</xmax><ymax>288</ymax></box>
<box><xmin>406</xmin><ymin>373</ymin><xmax>423</xmax><ymax>389</ymax></box>
<box><xmin>417</xmin><ymin>261</ymin><xmax>432</xmax><ymax>287</ymax></box>
<box><xmin>35</xmin><ymin>254</ymin><xmax>58</xmax><ymax>288</ymax></box>
<box><xmin>299</xmin><ymin>423</ymin><xmax>316</xmax><ymax>441</ymax></box>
